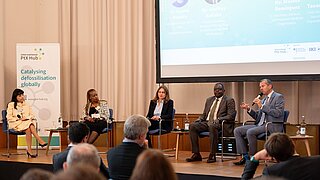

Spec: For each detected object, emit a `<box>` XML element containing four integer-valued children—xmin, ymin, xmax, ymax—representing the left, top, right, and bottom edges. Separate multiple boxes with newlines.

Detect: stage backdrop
<box><xmin>16</xmin><ymin>43</ymin><xmax>60</xmax><ymax>148</ymax></box>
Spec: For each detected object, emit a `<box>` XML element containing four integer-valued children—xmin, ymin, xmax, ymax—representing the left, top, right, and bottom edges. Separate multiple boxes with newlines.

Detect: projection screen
<box><xmin>156</xmin><ymin>0</ymin><xmax>320</xmax><ymax>83</ymax></box>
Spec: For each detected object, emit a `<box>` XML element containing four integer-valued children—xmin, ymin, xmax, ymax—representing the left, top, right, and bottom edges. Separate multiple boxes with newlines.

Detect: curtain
<box><xmin>58</xmin><ymin>0</ymin><xmax>156</xmax><ymax>120</ymax></box>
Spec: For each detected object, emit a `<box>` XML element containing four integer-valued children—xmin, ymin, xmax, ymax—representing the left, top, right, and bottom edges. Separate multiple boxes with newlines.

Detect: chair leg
<box><xmin>1</xmin><ymin>131</ymin><xmax>11</xmax><ymax>157</ymax></box>
<box><xmin>2</xmin><ymin>132</ymin><xmax>25</xmax><ymax>157</ymax></box>
<box><xmin>158</xmin><ymin>120</ymin><xmax>162</xmax><ymax>149</ymax></box>
<box><xmin>221</xmin><ymin>137</ymin><xmax>224</xmax><ymax>162</ymax></box>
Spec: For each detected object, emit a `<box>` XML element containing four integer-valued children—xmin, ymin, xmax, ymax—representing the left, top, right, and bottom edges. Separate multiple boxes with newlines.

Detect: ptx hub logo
<box><xmin>20</xmin><ymin>48</ymin><xmax>45</xmax><ymax>61</ymax></box>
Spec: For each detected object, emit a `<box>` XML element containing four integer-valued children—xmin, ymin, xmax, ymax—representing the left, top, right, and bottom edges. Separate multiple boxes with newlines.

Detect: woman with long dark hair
<box><xmin>6</xmin><ymin>88</ymin><xmax>47</xmax><ymax>158</ymax></box>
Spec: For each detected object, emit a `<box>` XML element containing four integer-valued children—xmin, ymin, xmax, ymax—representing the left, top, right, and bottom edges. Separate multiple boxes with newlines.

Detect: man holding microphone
<box><xmin>233</xmin><ymin>79</ymin><xmax>285</xmax><ymax>165</ymax></box>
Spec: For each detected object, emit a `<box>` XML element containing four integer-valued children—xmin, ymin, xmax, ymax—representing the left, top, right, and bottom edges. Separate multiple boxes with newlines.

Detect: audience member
<box><xmin>107</xmin><ymin>114</ymin><xmax>150</xmax><ymax>180</ymax></box>
<box><xmin>130</xmin><ymin>149</ymin><xmax>177</xmax><ymax>180</ymax></box>
<box><xmin>6</xmin><ymin>89</ymin><xmax>47</xmax><ymax>158</ymax></box>
<box><xmin>52</xmin><ymin>122</ymin><xmax>109</xmax><ymax>178</ymax></box>
<box><xmin>20</xmin><ymin>168</ymin><xmax>53</xmax><ymax>180</ymax></box>
<box><xmin>63</xmin><ymin>143</ymin><xmax>101</xmax><ymax>171</ymax></box>
<box><xmin>242</xmin><ymin>133</ymin><xmax>320</xmax><ymax>180</ymax></box>
<box><xmin>82</xmin><ymin>89</ymin><xmax>110</xmax><ymax>144</ymax></box>
<box><xmin>186</xmin><ymin>83</ymin><xmax>236</xmax><ymax>163</ymax></box>
<box><xmin>52</xmin><ymin>164</ymin><xmax>105</xmax><ymax>180</ymax></box>
<box><xmin>234</xmin><ymin>79</ymin><xmax>285</xmax><ymax>165</ymax></box>
<box><xmin>146</xmin><ymin>85</ymin><xmax>174</xmax><ymax>148</ymax></box>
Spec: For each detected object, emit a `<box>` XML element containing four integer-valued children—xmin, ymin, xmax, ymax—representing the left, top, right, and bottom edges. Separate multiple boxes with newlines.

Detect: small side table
<box><xmin>289</xmin><ymin>135</ymin><xmax>314</xmax><ymax>156</ymax></box>
<box><xmin>171</xmin><ymin>130</ymin><xmax>189</xmax><ymax>160</ymax></box>
<box><xmin>45</xmin><ymin>128</ymin><xmax>68</xmax><ymax>155</ymax></box>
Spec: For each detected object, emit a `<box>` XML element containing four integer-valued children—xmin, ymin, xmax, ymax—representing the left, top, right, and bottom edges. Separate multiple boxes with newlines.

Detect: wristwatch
<box><xmin>250</xmin><ymin>156</ymin><xmax>259</xmax><ymax>163</ymax></box>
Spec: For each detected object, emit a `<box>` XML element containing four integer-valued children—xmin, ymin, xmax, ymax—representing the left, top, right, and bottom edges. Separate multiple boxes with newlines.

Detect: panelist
<box><xmin>146</xmin><ymin>85</ymin><xmax>174</xmax><ymax>148</ymax></box>
<box><xmin>82</xmin><ymin>89</ymin><xmax>109</xmax><ymax>144</ymax></box>
<box><xmin>234</xmin><ymin>79</ymin><xmax>285</xmax><ymax>165</ymax></box>
<box><xmin>6</xmin><ymin>88</ymin><xmax>47</xmax><ymax>158</ymax></box>
<box><xmin>186</xmin><ymin>83</ymin><xmax>236</xmax><ymax>163</ymax></box>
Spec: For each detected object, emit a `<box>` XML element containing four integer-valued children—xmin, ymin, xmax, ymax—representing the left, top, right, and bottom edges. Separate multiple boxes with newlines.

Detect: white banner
<box><xmin>16</xmin><ymin>43</ymin><xmax>60</xmax><ymax>136</ymax></box>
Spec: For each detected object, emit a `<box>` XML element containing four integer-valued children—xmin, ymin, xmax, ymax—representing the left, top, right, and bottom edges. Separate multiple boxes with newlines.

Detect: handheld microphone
<box><xmin>17</xmin><ymin>114</ymin><xmax>21</xmax><ymax>119</ymax></box>
<box><xmin>252</xmin><ymin>92</ymin><xmax>263</xmax><ymax>106</ymax></box>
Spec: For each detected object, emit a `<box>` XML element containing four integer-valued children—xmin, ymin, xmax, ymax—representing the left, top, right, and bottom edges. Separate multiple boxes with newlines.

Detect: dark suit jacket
<box><xmin>248</xmin><ymin>91</ymin><xmax>285</xmax><ymax>133</ymax></box>
<box><xmin>52</xmin><ymin>145</ymin><xmax>109</xmax><ymax>178</ymax></box>
<box><xmin>197</xmin><ymin>95</ymin><xmax>236</xmax><ymax>136</ymax></box>
<box><xmin>146</xmin><ymin>99</ymin><xmax>174</xmax><ymax>131</ymax></box>
<box><xmin>107</xmin><ymin>142</ymin><xmax>145</xmax><ymax>180</ymax></box>
<box><xmin>242</xmin><ymin>156</ymin><xmax>320</xmax><ymax>180</ymax></box>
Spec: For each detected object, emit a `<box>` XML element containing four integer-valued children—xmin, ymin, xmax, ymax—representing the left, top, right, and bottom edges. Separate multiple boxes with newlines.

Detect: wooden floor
<box><xmin>0</xmin><ymin>147</ymin><xmax>264</xmax><ymax>179</ymax></box>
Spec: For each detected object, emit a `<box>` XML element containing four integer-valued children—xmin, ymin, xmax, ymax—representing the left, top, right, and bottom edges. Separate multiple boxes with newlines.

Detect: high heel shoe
<box><xmin>26</xmin><ymin>151</ymin><xmax>37</xmax><ymax>158</ymax></box>
<box><xmin>39</xmin><ymin>143</ymin><xmax>48</xmax><ymax>148</ymax></box>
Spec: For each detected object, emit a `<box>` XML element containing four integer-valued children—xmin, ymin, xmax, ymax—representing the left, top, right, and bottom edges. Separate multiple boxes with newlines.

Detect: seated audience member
<box><xmin>20</xmin><ymin>168</ymin><xmax>53</xmax><ymax>180</ymax></box>
<box><xmin>52</xmin><ymin>164</ymin><xmax>105</xmax><ymax>180</ymax></box>
<box><xmin>242</xmin><ymin>133</ymin><xmax>320</xmax><ymax>180</ymax></box>
<box><xmin>146</xmin><ymin>85</ymin><xmax>174</xmax><ymax>148</ymax></box>
<box><xmin>107</xmin><ymin>114</ymin><xmax>151</xmax><ymax>180</ymax></box>
<box><xmin>52</xmin><ymin>122</ymin><xmax>109</xmax><ymax>178</ymax></box>
<box><xmin>63</xmin><ymin>143</ymin><xmax>101</xmax><ymax>171</ymax></box>
<box><xmin>130</xmin><ymin>149</ymin><xmax>177</xmax><ymax>180</ymax></box>
<box><xmin>82</xmin><ymin>89</ymin><xmax>110</xmax><ymax>144</ymax></box>
<box><xmin>186</xmin><ymin>83</ymin><xmax>236</xmax><ymax>163</ymax></box>
<box><xmin>234</xmin><ymin>79</ymin><xmax>284</xmax><ymax>165</ymax></box>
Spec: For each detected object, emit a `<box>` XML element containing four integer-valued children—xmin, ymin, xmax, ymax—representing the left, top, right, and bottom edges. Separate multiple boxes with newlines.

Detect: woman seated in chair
<box><xmin>82</xmin><ymin>89</ymin><xmax>110</xmax><ymax>144</ymax></box>
<box><xmin>146</xmin><ymin>85</ymin><xmax>174</xmax><ymax>147</ymax></box>
<box><xmin>6</xmin><ymin>88</ymin><xmax>47</xmax><ymax>158</ymax></box>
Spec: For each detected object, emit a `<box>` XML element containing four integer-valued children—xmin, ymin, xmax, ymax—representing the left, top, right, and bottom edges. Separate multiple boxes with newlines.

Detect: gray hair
<box><xmin>260</xmin><ymin>79</ymin><xmax>273</xmax><ymax>86</ymax></box>
<box><xmin>66</xmin><ymin>143</ymin><xmax>101</xmax><ymax>169</ymax></box>
<box><xmin>124</xmin><ymin>114</ymin><xmax>151</xmax><ymax>140</ymax></box>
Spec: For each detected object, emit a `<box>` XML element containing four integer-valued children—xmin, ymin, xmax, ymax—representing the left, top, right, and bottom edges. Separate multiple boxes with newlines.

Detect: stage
<box><xmin>0</xmin><ymin>147</ymin><xmax>263</xmax><ymax>180</ymax></box>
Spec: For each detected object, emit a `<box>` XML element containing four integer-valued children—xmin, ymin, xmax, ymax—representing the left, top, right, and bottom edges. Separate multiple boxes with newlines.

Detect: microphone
<box><xmin>17</xmin><ymin>114</ymin><xmax>21</xmax><ymax>119</ymax></box>
<box><xmin>252</xmin><ymin>92</ymin><xmax>263</xmax><ymax>106</ymax></box>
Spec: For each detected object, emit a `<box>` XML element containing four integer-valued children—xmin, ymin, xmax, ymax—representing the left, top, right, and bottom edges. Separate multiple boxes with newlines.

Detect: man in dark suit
<box><xmin>52</xmin><ymin>122</ymin><xmax>109</xmax><ymax>178</ymax></box>
<box><xmin>107</xmin><ymin>114</ymin><xmax>151</xmax><ymax>180</ymax></box>
<box><xmin>242</xmin><ymin>133</ymin><xmax>320</xmax><ymax>180</ymax></box>
<box><xmin>234</xmin><ymin>79</ymin><xmax>285</xmax><ymax>165</ymax></box>
<box><xmin>186</xmin><ymin>83</ymin><xmax>236</xmax><ymax>163</ymax></box>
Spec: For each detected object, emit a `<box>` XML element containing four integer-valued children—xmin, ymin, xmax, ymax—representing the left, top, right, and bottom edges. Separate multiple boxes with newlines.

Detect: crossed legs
<box><xmin>88</xmin><ymin>131</ymin><xmax>100</xmax><ymax>144</ymax></box>
<box><xmin>25</xmin><ymin>124</ymin><xmax>46</xmax><ymax>154</ymax></box>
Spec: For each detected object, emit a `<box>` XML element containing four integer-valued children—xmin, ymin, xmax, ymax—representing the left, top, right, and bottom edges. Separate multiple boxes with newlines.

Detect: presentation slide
<box><xmin>157</xmin><ymin>0</ymin><xmax>320</xmax><ymax>81</ymax></box>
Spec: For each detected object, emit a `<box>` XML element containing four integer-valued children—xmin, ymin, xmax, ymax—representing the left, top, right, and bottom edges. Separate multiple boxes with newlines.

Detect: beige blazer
<box><xmin>6</xmin><ymin>101</ymin><xmax>35</xmax><ymax>131</ymax></box>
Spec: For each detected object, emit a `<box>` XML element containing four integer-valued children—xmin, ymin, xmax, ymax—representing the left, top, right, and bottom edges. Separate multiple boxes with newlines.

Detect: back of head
<box><xmin>66</xmin><ymin>143</ymin><xmax>101</xmax><ymax>170</ymax></box>
<box><xmin>130</xmin><ymin>149</ymin><xmax>177</xmax><ymax>180</ymax></box>
<box><xmin>20</xmin><ymin>168</ymin><xmax>53</xmax><ymax>180</ymax></box>
<box><xmin>53</xmin><ymin>164</ymin><xmax>105</xmax><ymax>180</ymax></box>
<box><xmin>68</xmin><ymin>122</ymin><xmax>90</xmax><ymax>143</ymax></box>
<box><xmin>124</xmin><ymin>114</ymin><xmax>151</xmax><ymax>140</ymax></box>
<box><xmin>264</xmin><ymin>133</ymin><xmax>294</xmax><ymax>162</ymax></box>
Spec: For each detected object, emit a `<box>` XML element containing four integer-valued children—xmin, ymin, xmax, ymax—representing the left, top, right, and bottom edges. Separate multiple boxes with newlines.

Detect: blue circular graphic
<box><xmin>172</xmin><ymin>0</ymin><xmax>188</xmax><ymax>7</ymax></box>
<box><xmin>205</xmin><ymin>0</ymin><xmax>221</xmax><ymax>4</ymax></box>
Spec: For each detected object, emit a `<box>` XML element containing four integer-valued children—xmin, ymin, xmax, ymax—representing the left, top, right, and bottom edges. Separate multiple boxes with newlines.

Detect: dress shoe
<box><xmin>207</xmin><ymin>153</ymin><xmax>216</xmax><ymax>163</ymax></box>
<box><xmin>39</xmin><ymin>143</ymin><xmax>48</xmax><ymax>148</ymax></box>
<box><xmin>233</xmin><ymin>157</ymin><xmax>247</xmax><ymax>165</ymax></box>
<box><xmin>26</xmin><ymin>151</ymin><xmax>37</xmax><ymax>158</ymax></box>
<box><xmin>186</xmin><ymin>153</ymin><xmax>202</xmax><ymax>162</ymax></box>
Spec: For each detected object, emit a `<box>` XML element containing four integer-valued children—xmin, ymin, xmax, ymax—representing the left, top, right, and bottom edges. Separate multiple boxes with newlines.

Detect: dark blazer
<box><xmin>107</xmin><ymin>142</ymin><xmax>145</xmax><ymax>180</ymax></box>
<box><xmin>197</xmin><ymin>95</ymin><xmax>236</xmax><ymax>135</ymax></box>
<box><xmin>242</xmin><ymin>156</ymin><xmax>320</xmax><ymax>180</ymax></box>
<box><xmin>248</xmin><ymin>91</ymin><xmax>284</xmax><ymax>133</ymax></box>
<box><xmin>52</xmin><ymin>145</ymin><xmax>109</xmax><ymax>178</ymax></box>
<box><xmin>146</xmin><ymin>99</ymin><xmax>174</xmax><ymax>131</ymax></box>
